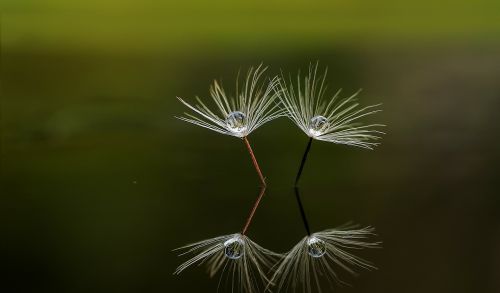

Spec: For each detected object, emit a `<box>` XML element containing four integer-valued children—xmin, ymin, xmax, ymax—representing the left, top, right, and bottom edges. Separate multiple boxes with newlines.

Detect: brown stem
<box><xmin>241</xmin><ymin>186</ymin><xmax>266</xmax><ymax>235</ymax></box>
<box><xmin>243</xmin><ymin>136</ymin><xmax>266</xmax><ymax>187</ymax></box>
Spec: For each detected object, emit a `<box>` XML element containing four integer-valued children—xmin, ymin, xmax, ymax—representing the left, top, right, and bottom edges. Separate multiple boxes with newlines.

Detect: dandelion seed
<box><xmin>278</xmin><ymin>62</ymin><xmax>384</xmax><ymax>147</ymax></box>
<box><xmin>176</xmin><ymin>64</ymin><xmax>283</xmax><ymax>138</ymax></box>
<box><xmin>277</xmin><ymin>63</ymin><xmax>384</xmax><ymax>185</ymax></box>
<box><xmin>176</xmin><ymin>64</ymin><xmax>283</xmax><ymax>186</ymax></box>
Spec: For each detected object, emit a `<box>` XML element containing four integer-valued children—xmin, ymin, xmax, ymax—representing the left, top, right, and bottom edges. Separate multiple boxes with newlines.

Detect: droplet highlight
<box><xmin>307</xmin><ymin>236</ymin><xmax>326</xmax><ymax>258</ymax></box>
<box><xmin>308</xmin><ymin>115</ymin><xmax>328</xmax><ymax>137</ymax></box>
<box><xmin>225</xmin><ymin>111</ymin><xmax>247</xmax><ymax>134</ymax></box>
<box><xmin>224</xmin><ymin>236</ymin><xmax>245</xmax><ymax>259</ymax></box>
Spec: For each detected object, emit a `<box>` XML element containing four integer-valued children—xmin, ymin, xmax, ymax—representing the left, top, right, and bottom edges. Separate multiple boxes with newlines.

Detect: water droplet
<box><xmin>308</xmin><ymin>115</ymin><xmax>328</xmax><ymax>137</ymax></box>
<box><xmin>225</xmin><ymin>111</ymin><xmax>247</xmax><ymax>134</ymax></box>
<box><xmin>307</xmin><ymin>236</ymin><xmax>326</xmax><ymax>258</ymax></box>
<box><xmin>224</xmin><ymin>236</ymin><xmax>245</xmax><ymax>259</ymax></box>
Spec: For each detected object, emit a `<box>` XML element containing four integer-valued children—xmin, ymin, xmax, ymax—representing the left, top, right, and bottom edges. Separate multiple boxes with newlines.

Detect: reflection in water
<box><xmin>174</xmin><ymin>186</ymin><xmax>380</xmax><ymax>293</ymax></box>
<box><xmin>4</xmin><ymin>41</ymin><xmax>499</xmax><ymax>292</ymax></box>
<box><xmin>175</xmin><ymin>63</ymin><xmax>385</xmax><ymax>292</ymax></box>
<box><xmin>174</xmin><ymin>66</ymin><xmax>287</xmax><ymax>292</ymax></box>
<box><xmin>268</xmin><ymin>188</ymin><xmax>380</xmax><ymax>292</ymax></box>
<box><xmin>174</xmin><ymin>232</ymin><xmax>278</xmax><ymax>293</ymax></box>
<box><xmin>259</xmin><ymin>63</ymin><xmax>384</xmax><ymax>291</ymax></box>
<box><xmin>174</xmin><ymin>186</ymin><xmax>280</xmax><ymax>293</ymax></box>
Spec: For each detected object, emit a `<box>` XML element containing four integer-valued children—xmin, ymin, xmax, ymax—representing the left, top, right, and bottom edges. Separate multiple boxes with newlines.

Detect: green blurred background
<box><xmin>2</xmin><ymin>1</ymin><xmax>500</xmax><ymax>292</ymax></box>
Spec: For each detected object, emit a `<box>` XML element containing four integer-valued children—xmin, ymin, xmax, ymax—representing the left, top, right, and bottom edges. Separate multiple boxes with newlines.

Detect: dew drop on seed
<box><xmin>307</xmin><ymin>236</ymin><xmax>326</xmax><ymax>258</ymax></box>
<box><xmin>308</xmin><ymin>115</ymin><xmax>328</xmax><ymax>137</ymax></box>
<box><xmin>224</xmin><ymin>237</ymin><xmax>244</xmax><ymax>259</ymax></box>
<box><xmin>226</xmin><ymin>111</ymin><xmax>247</xmax><ymax>134</ymax></box>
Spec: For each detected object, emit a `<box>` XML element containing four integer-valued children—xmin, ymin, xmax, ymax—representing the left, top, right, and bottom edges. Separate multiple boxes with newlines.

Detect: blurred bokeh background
<box><xmin>2</xmin><ymin>1</ymin><xmax>500</xmax><ymax>292</ymax></box>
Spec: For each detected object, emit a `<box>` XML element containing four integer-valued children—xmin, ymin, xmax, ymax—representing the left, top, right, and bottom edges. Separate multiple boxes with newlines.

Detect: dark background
<box><xmin>2</xmin><ymin>1</ymin><xmax>500</xmax><ymax>292</ymax></box>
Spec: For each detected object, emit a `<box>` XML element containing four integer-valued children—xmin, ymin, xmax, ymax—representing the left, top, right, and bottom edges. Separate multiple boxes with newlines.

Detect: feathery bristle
<box><xmin>176</xmin><ymin>64</ymin><xmax>285</xmax><ymax>138</ymax></box>
<box><xmin>174</xmin><ymin>233</ymin><xmax>282</xmax><ymax>293</ymax></box>
<box><xmin>278</xmin><ymin>63</ymin><xmax>384</xmax><ymax>149</ymax></box>
<box><xmin>269</xmin><ymin>225</ymin><xmax>380</xmax><ymax>293</ymax></box>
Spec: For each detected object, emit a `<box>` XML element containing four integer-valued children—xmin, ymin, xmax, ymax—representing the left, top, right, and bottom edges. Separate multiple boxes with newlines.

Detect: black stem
<box><xmin>294</xmin><ymin>137</ymin><xmax>313</xmax><ymax>186</ymax></box>
<box><xmin>294</xmin><ymin>187</ymin><xmax>311</xmax><ymax>236</ymax></box>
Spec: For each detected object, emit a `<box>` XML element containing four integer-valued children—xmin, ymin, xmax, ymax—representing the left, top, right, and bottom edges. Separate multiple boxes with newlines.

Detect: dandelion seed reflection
<box><xmin>268</xmin><ymin>188</ymin><xmax>380</xmax><ymax>292</ymax></box>
<box><xmin>174</xmin><ymin>186</ymin><xmax>282</xmax><ymax>293</ymax></box>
